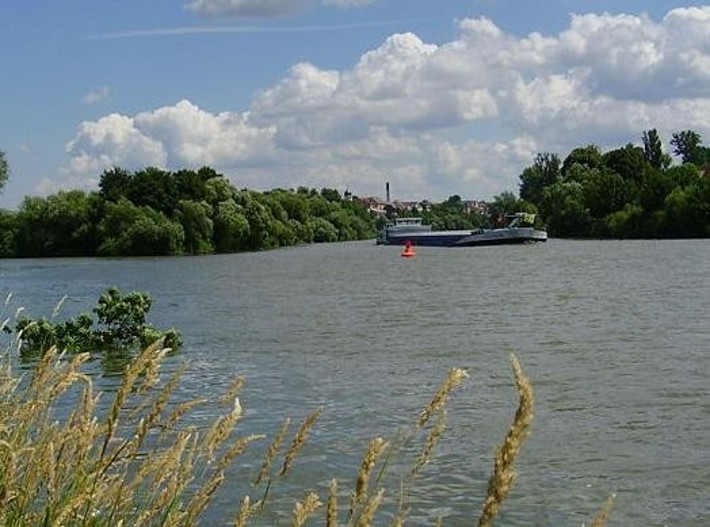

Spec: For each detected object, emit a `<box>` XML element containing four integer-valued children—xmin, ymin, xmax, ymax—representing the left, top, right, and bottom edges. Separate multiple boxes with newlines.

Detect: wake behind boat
<box><xmin>376</xmin><ymin>213</ymin><xmax>547</xmax><ymax>247</ymax></box>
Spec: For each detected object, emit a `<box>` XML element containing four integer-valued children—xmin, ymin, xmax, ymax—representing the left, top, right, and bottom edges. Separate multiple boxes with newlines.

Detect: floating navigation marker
<box><xmin>401</xmin><ymin>240</ymin><xmax>416</xmax><ymax>258</ymax></box>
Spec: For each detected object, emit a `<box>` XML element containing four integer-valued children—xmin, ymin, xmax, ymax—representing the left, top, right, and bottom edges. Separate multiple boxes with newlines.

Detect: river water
<box><xmin>1</xmin><ymin>239</ymin><xmax>709</xmax><ymax>526</ymax></box>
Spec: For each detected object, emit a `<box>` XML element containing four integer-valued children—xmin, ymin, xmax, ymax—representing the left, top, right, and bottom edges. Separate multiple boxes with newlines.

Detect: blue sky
<box><xmin>1</xmin><ymin>1</ymin><xmax>708</xmax><ymax>208</ymax></box>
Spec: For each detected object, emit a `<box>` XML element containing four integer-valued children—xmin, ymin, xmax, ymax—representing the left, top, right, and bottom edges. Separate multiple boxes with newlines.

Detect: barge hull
<box><xmin>383</xmin><ymin>229</ymin><xmax>547</xmax><ymax>247</ymax></box>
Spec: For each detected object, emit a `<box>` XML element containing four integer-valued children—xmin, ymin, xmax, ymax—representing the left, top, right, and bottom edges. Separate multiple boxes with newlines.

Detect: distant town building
<box><xmin>354</xmin><ymin>195</ymin><xmax>488</xmax><ymax>216</ymax></box>
<box><xmin>354</xmin><ymin>196</ymin><xmax>388</xmax><ymax>215</ymax></box>
<box><xmin>463</xmin><ymin>200</ymin><xmax>489</xmax><ymax>215</ymax></box>
<box><xmin>392</xmin><ymin>200</ymin><xmax>419</xmax><ymax>211</ymax></box>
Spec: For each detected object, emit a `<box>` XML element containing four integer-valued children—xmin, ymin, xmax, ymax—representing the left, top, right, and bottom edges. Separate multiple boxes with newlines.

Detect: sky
<box><xmin>1</xmin><ymin>1</ymin><xmax>709</xmax><ymax>208</ymax></box>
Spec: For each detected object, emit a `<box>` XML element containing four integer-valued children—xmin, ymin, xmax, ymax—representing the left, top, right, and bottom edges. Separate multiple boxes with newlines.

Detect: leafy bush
<box><xmin>5</xmin><ymin>287</ymin><xmax>181</xmax><ymax>355</ymax></box>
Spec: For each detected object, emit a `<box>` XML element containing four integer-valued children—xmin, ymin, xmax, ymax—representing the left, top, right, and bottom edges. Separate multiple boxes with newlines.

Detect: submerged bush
<box><xmin>4</xmin><ymin>287</ymin><xmax>181</xmax><ymax>355</ymax></box>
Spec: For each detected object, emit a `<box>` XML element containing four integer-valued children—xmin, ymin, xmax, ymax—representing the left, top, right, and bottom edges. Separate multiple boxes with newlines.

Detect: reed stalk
<box><xmin>589</xmin><ymin>493</ymin><xmax>616</xmax><ymax>527</ymax></box>
<box><xmin>412</xmin><ymin>409</ymin><xmax>447</xmax><ymax>475</ymax></box>
<box><xmin>349</xmin><ymin>437</ymin><xmax>389</xmax><ymax>517</ymax></box>
<box><xmin>478</xmin><ymin>354</ymin><xmax>534</xmax><ymax>527</ymax></box>
<box><xmin>292</xmin><ymin>491</ymin><xmax>323</xmax><ymax>527</ymax></box>
<box><xmin>327</xmin><ymin>478</ymin><xmax>339</xmax><ymax>527</ymax></box>
<box><xmin>355</xmin><ymin>488</ymin><xmax>384</xmax><ymax>527</ymax></box>
<box><xmin>234</xmin><ymin>495</ymin><xmax>253</xmax><ymax>527</ymax></box>
<box><xmin>254</xmin><ymin>416</ymin><xmax>291</xmax><ymax>485</ymax></box>
<box><xmin>417</xmin><ymin>367</ymin><xmax>469</xmax><ymax>429</ymax></box>
<box><xmin>279</xmin><ymin>407</ymin><xmax>323</xmax><ymax>477</ymax></box>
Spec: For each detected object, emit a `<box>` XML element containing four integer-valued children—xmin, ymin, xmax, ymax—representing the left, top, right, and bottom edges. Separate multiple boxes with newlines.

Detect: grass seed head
<box><xmin>279</xmin><ymin>407</ymin><xmax>323</xmax><ymax>477</ymax></box>
<box><xmin>478</xmin><ymin>354</ymin><xmax>534</xmax><ymax>527</ymax></box>
<box><xmin>417</xmin><ymin>367</ymin><xmax>469</xmax><ymax>428</ymax></box>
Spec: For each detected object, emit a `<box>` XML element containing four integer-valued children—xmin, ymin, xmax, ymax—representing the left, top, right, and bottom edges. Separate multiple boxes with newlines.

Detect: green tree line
<box><xmin>3</xmin><ymin>128</ymin><xmax>709</xmax><ymax>253</ymax></box>
<box><xmin>0</xmin><ymin>166</ymin><xmax>376</xmax><ymax>257</ymax></box>
<box><xmin>517</xmin><ymin>129</ymin><xmax>710</xmax><ymax>238</ymax></box>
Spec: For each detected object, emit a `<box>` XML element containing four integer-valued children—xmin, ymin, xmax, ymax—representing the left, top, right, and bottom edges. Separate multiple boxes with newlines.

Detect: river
<box><xmin>1</xmin><ymin>239</ymin><xmax>709</xmax><ymax>526</ymax></box>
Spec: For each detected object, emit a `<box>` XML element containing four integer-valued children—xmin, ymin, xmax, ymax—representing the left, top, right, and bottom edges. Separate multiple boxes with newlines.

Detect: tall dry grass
<box><xmin>0</xmin><ymin>333</ymin><xmax>614</xmax><ymax>526</ymax></box>
<box><xmin>0</xmin><ymin>340</ymin><xmax>266</xmax><ymax>526</ymax></box>
<box><xmin>478</xmin><ymin>355</ymin><xmax>534</xmax><ymax>527</ymax></box>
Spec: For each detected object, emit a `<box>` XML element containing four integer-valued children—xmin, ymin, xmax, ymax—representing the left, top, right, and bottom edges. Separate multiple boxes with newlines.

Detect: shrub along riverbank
<box><xmin>517</xmin><ymin>129</ymin><xmax>710</xmax><ymax>238</ymax></box>
<box><xmin>0</xmin><ymin>167</ymin><xmax>375</xmax><ymax>257</ymax></box>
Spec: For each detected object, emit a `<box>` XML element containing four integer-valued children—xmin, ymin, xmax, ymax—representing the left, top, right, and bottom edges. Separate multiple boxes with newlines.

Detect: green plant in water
<box><xmin>4</xmin><ymin>287</ymin><xmax>182</xmax><ymax>355</ymax></box>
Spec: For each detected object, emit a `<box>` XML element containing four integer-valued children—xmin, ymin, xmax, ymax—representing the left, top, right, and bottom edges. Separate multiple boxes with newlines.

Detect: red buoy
<box><xmin>401</xmin><ymin>240</ymin><xmax>416</xmax><ymax>258</ymax></box>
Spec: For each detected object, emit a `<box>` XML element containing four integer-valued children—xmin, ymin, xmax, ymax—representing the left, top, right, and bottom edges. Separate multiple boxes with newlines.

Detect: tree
<box><xmin>320</xmin><ymin>187</ymin><xmax>342</xmax><ymax>203</ymax></box>
<box><xmin>204</xmin><ymin>176</ymin><xmax>236</xmax><ymax>205</ymax></box>
<box><xmin>0</xmin><ymin>210</ymin><xmax>17</xmax><ymax>256</ymax></box>
<box><xmin>267</xmin><ymin>219</ymin><xmax>298</xmax><ymax>247</ymax></box>
<box><xmin>99</xmin><ymin>167</ymin><xmax>133</xmax><ymax>202</ymax></box>
<box><xmin>519</xmin><ymin>153</ymin><xmax>561</xmax><ymax>206</ymax></box>
<box><xmin>309</xmin><ymin>194</ymin><xmax>337</xmax><ymax>218</ymax></box>
<box><xmin>243</xmin><ymin>198</ymin><xmax>273</xmax><ymax>249</ymax></box>
<box><xmin>443</xmin><ymin>195</ymin><xmax>463</xmax><ymax>211</ymax></box>
<box><xmin>172</xmin><ymin>169</ymin><xmax>206</xmax><ymax>203</ymax></box>
<box><xmin>126</xmin><ymin>167</ymin><xmax>177</xmax><ymax>214</ymax></box>
<box><xmin>44</xmin><ymin>191</ymin><xmax>100</xmax><ymax>256</ymax></box>
<box><xmin>327</xmin><ymin>210</ymin><xmax>357</xmax><ymax>241</ymax></box>
<box><xmin>213</xmin><ymin>199</ymin><xmax>250</xmax><ymax>252</ymax></box>
<box><xmin>310</xmin><ymin>217</ymin><xmax>338</xmax><ymax>242</ymax></box>
<box><xmin>176</xmin><ymin>200</ymin><xmax>214</xmax><ymax>254</ymax></box>
<box><xmin>13</xmin><ymin>196</ymin><xmax>50</xmax><ymax>256</ymax></box>
<box><xmin>603</xmin><ymin>144</ymin><xmax>647</xmax><ymax>184</ymax></box>
<box><xmin>642</xmin><ymin>129</ymin><xmax>671</xmax><ymax>170</ymax></box>
<box><xmin>540</xmin><ymin>181</ymin><xmax>592</xmax><ymax>237</ymax></box>
<box><xmin>13</xmin><ymin>191</ymin><xmax>99</xmax><ymax>257</ymax></box>
<box><xmin>342</xmin><ymin>201</ymin><xmax>376</xmax><ymax>239</ymax></box>
<box><xmin>270</xmin><ymin>189</ymin><xmax>310</xmax><ymax>223</ymax></box>
<box><xmin>671</xmin><ymin>130</ymin><xmax>703</xmax><ymax>164</ymax></box>
<box><xmin>562</xmin><ymin>145</ymin><xmax>603</xmax><ymax>179</ymax></box>
<box><xmin>0</xmin><ymin>150</ymin><xmax>8</xmax><ymax>193</ymax></box>
<box><xmin>664</xmin><ymin>179</ymin><xmax>710</xmax><ymax>237</ymax></box>
<box><xmin>666</xmin><ymin>163</ymin><xmax>702</xmax><ymax>188</ymax></box>
<box><xmin>261</xmin><ymin>193</ymin><xmax>289</xmax><ymax>223</ymax></box>
<box><xmin>601</xmin><ymin>144</ymin><xmax>649</xmax><ymax>204</ymax></box>
<box><xmin>606</xmin><ymin>203</ymin><xmax>645</xmax><ymax>238</ymax></box>
<box><xmin>97</xmin><ymin>200</ymin><xmax>184</xmax><ymax>256</ymax></box>
<box><xmin>639</xmin><ymin>168</ymin><xmax>678</xmax><ymax>212</ymax></box>
<box><xmin>581</xmin><ymin>167</ymin><xmax>628</xmax><ymax>219</ymax></box>
<box><xmin>172</xmin><ymin>166</ymin><xmax>223</xmax><ymax>203</ymax></box>
<box><xmin>289</xmin><ymin>218</ymin><xmax>313</xmax><ymax>243</ymax></box>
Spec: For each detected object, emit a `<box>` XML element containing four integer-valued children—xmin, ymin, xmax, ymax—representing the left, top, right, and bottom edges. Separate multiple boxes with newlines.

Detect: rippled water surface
<box><xmin>2</xmin><ymin>239</ymin><xmax>709</xmax><ymax>525</ymax></box>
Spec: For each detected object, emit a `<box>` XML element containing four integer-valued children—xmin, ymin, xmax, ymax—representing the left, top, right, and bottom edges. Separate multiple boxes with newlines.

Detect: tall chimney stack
<box><xmin>386</xmin><ymin>181</ymin><xmax>390</xmax><ymax>203</ymax></box>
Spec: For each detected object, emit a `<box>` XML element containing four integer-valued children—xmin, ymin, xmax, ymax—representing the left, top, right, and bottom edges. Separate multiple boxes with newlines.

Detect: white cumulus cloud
<box><xmin>65</xmin><ymin>113</ymin><xmax>167</xmax><ymax>172</ymax></box>
<box><xmin>62</xmin><ymin>7</ymin><xmax>710</xmax><ymax>201</ymax></box>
